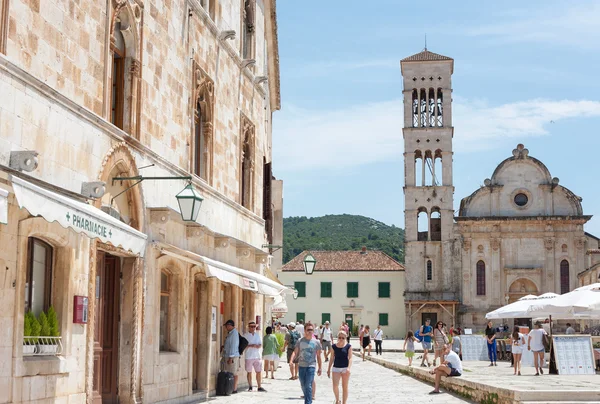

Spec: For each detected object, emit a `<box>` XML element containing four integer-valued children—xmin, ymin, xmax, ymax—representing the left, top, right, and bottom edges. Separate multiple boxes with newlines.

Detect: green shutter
<box><xmin>378</xmin><ymin>282</ymin><xmax>390</xmax><ymax>298</ymax></box>
<box><xmin>295</xmin><ymin>281</ymin><xmax>306</xmax><ymax>298</ymax></box>
<box><xmin>379</xmin><ymin>313</ymin><xmax>389</xmax><ymax>326</ymax></box>
<box><xmin>347</xmin><ymin>282</ymin><xmax>358</xmax><ymax>298</ymax></box>
<box><xmin>321</xmin><ymin>282</ymin><xmax>332</xmax><ymax>298</ymax></box>
<box><xmin>297</xmin><ymin>312</ymin><xmax>305</xmax><ymax>323</ymax></box>
<box><xmin>321</xmin><ymin>313</ymin><xmax>331</xmax><ymax>324</ymax></box>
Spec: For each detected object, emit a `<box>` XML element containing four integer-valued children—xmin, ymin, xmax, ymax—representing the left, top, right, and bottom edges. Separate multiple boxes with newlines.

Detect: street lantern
<box><xmin>293</xmin><ymin>289</ymin><xmax>299</xmax><ymax>300</ymax></box>
<box><xmin>176</xmin><ymin>183</ymin><xmax>204</xmax><ymax>222</ymax></box>
<box><xmin>303</xmin><ymin>253</ymin><xmax>317</xmax><ymax>275</ymax></box>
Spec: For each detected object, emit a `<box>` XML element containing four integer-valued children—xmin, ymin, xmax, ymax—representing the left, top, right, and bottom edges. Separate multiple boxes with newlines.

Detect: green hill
<box><xmin>283</xmin><ymin>214</ymin><xmax>405</xmax><ymax>264</ymax></box>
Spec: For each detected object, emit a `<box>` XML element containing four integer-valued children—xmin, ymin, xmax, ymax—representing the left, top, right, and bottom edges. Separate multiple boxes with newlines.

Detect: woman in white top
<box><xmin>373</xmin><ymin>325</ymin><xmax>384</xmax><ymax>355</ymax></box>
<box><xmin>510</xmin><ymin>327</ymin><xmax>526</xmax><ymax>376</ymax></box>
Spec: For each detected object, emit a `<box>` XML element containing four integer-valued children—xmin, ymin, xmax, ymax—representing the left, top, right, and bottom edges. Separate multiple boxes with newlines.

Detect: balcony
<box><xmin>23</xmin><ymin>337</ymin><xmax>63</xmax><ymax>356</ymax></box>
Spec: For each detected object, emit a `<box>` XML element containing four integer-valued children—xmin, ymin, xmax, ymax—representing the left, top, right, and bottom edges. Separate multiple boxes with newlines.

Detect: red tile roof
<box><xmin>401</xmin><ymin>49</ymin><xmax>453</xmax><ymax>62</ymax></box>
<box><xmin>282</xmin><ymin>250</ymin><xmax>404</xmax><ymax>272</ymax></box>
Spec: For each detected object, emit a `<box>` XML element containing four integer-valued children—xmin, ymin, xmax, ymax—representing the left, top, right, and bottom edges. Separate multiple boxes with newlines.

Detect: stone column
<box><xmin>129</xmin><ymin>59</ymin><xmax>141</xmax><ymax>138</ymax></box>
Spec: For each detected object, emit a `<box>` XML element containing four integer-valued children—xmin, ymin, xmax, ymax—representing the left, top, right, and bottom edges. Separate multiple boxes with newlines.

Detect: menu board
<box><xmin>460</xmin><ymin>335</ymin><xmax>489</xmax><ymax>361</ymax></box>
<box><xmin>552</xmin><ymin>335</ymin><xmax>595</xmax><ymax>375</ymax></box>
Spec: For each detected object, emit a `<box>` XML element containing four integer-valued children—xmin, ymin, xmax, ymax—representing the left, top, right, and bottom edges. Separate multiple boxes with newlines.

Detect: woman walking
<box><xmin>485</xmin><ymin>321</ymin><xmax>498</xmax><ymax>366</ymax></box>
<box><xmin>403</xmin><ymin>330</ymin><xmax>418</xmax><ymax>366</ymax></box>
<box><xmin>360</xmin><ymin>325</ymin><xmax>371</xmax><ymax>361</ymax></box>
<box><xmin>373</xmin><ymin>325</ymin><xmax>384</xmax><ymax>355</ymax></box>
<box><xmin>433</xmin><ymin>321</ymin><xmax>448</xmax><ymax>366</ymax></box>
<box><xmin>511</xmin><ymin>327</ymin><xmax>526</xmax><ymax>376</ymax></box>
<box><xmin>327</xmin><ymin>331</ymin><xmax>352</xmax><ymax>404</ymax></box>
<box><xmin>262</xmin><ymin>326</ymin><xmax>280</xmax><ymax>379</ymax></box>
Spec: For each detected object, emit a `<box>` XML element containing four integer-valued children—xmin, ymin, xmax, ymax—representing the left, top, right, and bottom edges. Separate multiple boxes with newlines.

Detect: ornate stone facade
<box><xmin>0</xmin><ymin>0</ymin><xmax>283</xmax><ymax>403</ymax></box>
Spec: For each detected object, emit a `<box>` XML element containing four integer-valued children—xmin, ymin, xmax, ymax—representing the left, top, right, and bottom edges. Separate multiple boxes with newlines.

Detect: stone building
<box><xmin>400</xmin><ymin>49</ymin><xmax>596</xmax><ymax>333</ymax></box>
<box><xmin>278</xmin><ymin>249</ymin><xmax>406</xmax><ymax>339</ymax></box>
<box><xmin>0</xmin><ymin>0</ymin><xmax>288</xmax><ymax>403</ymax></box>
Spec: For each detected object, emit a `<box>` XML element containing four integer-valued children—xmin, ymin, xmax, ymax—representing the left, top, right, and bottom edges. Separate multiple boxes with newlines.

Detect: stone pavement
<box><xmin>206</xmin><ymin>355</ymin><xmax>471</xmax><ymax>403</ymax></box>
<box><xmin>365</xmin><ymin>352</ymin><xmax>600</xmax><ymax>403</ymax></box>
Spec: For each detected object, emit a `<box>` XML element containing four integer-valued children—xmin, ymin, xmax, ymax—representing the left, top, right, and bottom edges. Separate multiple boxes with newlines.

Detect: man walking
<box><xmin>420</xmin><ymin>318</ymin><xmax>433</xmax><ymax>367</ymax></box>
<box><xmin>243</xmin><ymin>321</ymin><xmax>266</xmax><ymax>392</ymax></box>
<box><xmin>290</xmin><ymin>324</ymin><xmax>322</xmax><ymax>404</ymax></box>
<box><xmin>296</xmin><ymin>320</ymin><xmax>305</xmax><ymax>335</ymax></box>
<box><xmin>321</xmin><ymin>321</ymin><xmax>333</xmax><ymax>362</ymax></box>
<box><xmin>284</xmin><ymin>322</ymin><xmax>300</xmax><ymax>380</ymax></box>
<box><xmin>222</xmin><ymin>319</ymin><xmax>240</xmax><ymax>394</ymax></box>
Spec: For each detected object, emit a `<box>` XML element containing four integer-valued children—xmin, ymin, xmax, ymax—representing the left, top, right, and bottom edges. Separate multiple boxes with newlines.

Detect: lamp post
<box><xmin>303</xmin><ymin>253</ymin><xmax>316</xmax><ymax>275</ymax></box>
<box><xmin>293</xmin><ymin>289</ymin><xmax>299</xmax><ymax>300</ymax></box>
<box><xmin>176</xmin><ymin>183</ymin><xmax>204</xmax><ymax>222</ymax></box>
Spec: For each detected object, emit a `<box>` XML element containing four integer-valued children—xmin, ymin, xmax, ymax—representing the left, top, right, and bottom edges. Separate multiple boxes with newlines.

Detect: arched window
<box><xmin>26</xmin><ymin>238</ymin><xmax>53</xmax><ymax>315</ymax></box>
<box><xmin>414</xmin><ymin>150</ymin><xmax>423</xmax><ymax>186</ymax></box>
<box><xmin>560</xmin><ymin>260</ymin><xmax>570</xmax><ymax>294</ymax></box>
<box><xmin>436</xmin><ymin>88</ymin><xmax>443</xmax><ymax>127</ymax></box>
<box><xmin>111</xmin><ymin>21</ymin><xmax>126</xmax><ymax>129</ymax></box>
<box><xmin>159</xmin><ymin>271</ymin><xmax>171</xmax><ymax>351</ymax></box>
<box><xmin>434</xmin><ymin>149</ymin><xmax>443</xmax><ymax>185</ymax></box>
<box><xmin>417</xmin><ymin>208</ymin><xmax>428</xmax><ymax>241</ymax></box>
<box><xmin>412</xmin><ymin>90</ymin><xmax>418</xmax><ymax>127</ymax></box>
<box><xmin>192</xmin><ymin>64</ymin><xmax>215</xmax><ymax>183</ymax></box>
<box><xmin>428</xmin><ymin>88</ymin><xmax>435</xmax><ymax>127</ymax></box>
<box><xmin>241</xmin><ymin>115</ymin><xmax>255</xmax><ymax>210</ymax></box>
<box><xmin>420</xmin><ymin>89</ymin><xmax>427</xmax><ymax>127</ymax></box>
<box><xmin>426</xmin><ymin>260</ymin><xmax>433</xmax><ymax>281</ymax></box>
<box><xmin>242</xmin><ymin>0</ymin><xmax>255</xmax><ymax>59</ymax></box>
<box><xmin>430</xmin><ymin>208</ymin><xmax>441</xmax><ymax>241</ymax></box>
<box><xmin>476</xmin><ymin>260</ymin><xmax>486</xmax><ymax>295</ymax></box>
<box><xmin>424</xmin><ymin>150</ymin><xmax>434</xmax><ymax>186</ymax></box>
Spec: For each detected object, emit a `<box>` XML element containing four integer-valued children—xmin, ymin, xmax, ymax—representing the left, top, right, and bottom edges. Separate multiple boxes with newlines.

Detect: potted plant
<box><xmin>38</xmin><ymin>308</ymin><xmax>60</xmax><ymax>354</ymax></box>
<box><xmin>23</xmin><ymin>311</ymin><xmax>40</xmax><ymax>355</ymax></box>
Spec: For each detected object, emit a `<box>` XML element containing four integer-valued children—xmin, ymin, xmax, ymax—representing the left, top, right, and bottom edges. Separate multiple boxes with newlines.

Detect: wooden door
<box><xmin>344</xmin><ymin>314</ymin><xmax>353</xmax><ymax>335</ymax></box>
<box><xmin>93</xmin><ymin>252</ymin><xmax>120</xmax><ymax>403</ymax></box>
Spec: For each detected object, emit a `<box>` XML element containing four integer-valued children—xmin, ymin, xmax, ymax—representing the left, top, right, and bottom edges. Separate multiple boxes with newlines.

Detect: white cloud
<box><xmin>273</xmin><ymin>98</ymin><xmax>600</xmax><ymax>172</ymax></box>
<box><xmin>465</xmin><ymin>3</ymin><xmax>600</xmax><ymax>49</ymax></box>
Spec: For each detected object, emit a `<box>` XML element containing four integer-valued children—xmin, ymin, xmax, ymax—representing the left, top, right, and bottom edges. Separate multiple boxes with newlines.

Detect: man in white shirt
<box><xmin>429</xmin><ymin>344</ymin><xmax>462</xmax><ymax>394</ymax></box>
<box><xmin>528</xmin><ymin>321</ymin><xmax>548</xmax><ymax>376</ymax></box>
<box><xmin>296</xmin><ymin>320</ymin><xmax>305</xmax><ymax>335</ymax></box>
<box><xmin>243</xmin><ymin>322</ymin><xmax>266</xmax><ymax>392</ymax></box>
<box><xmin>565</xmin><ymin>323</ymin><xmax>575</xmax><ymax>335</ymax></box>
<box><xmin>320</xmin><ymin>321</ymin><xmax>333</xmax><ymax>362</ymax></box>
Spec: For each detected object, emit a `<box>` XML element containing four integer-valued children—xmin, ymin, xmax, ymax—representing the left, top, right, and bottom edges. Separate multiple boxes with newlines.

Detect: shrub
<box><xmin>39</xmin><ymin>312</ymin><xmax>51</xmax><ymax>339</ymax></box>
<box><xmin>27</xmin><ymin>311</ymin><xmax>41</xmax><ymax>343</ymax></box>
<box><xmin>24</xmin><ymin>311</ymin><xmax>33</xmax><ymax>337</ymax></box>
<box><xmin>275</xmin><ymin>332</ymin><xmax>285</xmax><ymax>354</ymax></box>
<box><xmin>47</xmin><ymin>306</ymin><xmax>60</xmax><ymax>337</ymax></box>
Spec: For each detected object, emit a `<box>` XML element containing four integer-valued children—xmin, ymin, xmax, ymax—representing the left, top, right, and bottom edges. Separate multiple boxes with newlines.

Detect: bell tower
<box><xmin>400</xmin><ymin>49</ymin><xmax>458</xmax><ymax>332</ymax></box>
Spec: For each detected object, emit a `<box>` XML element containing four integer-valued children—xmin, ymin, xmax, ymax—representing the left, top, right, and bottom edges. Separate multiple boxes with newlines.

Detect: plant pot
<box><xmin>38</xmin><ymin>344</ymin><xmax>58</xmax><ymax>355</ymax></box>
<box><xmin>23</xmin><ymin>344</ymin><xmax>36</xmax><ymax>355</ymax></box>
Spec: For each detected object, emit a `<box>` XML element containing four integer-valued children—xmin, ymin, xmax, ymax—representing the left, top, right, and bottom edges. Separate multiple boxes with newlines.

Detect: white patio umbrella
<box><xmin>485</xmin><ymin>294</ymin><xmax>557</xmax><ymax>319</ymax></box>
<box><xmin>526</xmin><ymin>283</ymin><xmax>600</xmax><ymax>319</ymax></box>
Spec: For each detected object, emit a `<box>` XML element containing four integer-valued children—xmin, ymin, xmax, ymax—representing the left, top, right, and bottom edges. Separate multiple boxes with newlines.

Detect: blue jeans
<box><xmin>298</xmin><ymin>366</ymin><xmax>316</xmax><ymax>404</ymax></box>
<box><xmin>487</xmin><ymin>339</ymin><xmax>497</xmax><ymax>362</ymax></box>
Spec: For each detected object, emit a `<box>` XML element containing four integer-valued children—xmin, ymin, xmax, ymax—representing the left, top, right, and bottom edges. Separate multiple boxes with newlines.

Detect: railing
<box><xmin>23</xmin><ymin>337</ymin><xmax>63</xmax><ymax>356</ymax></box>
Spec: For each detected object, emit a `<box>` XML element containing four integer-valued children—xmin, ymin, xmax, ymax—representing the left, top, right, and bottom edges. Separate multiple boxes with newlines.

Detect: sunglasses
<box><xmin>249</xmin><ymin>325</ymin><xmax>256</xmax><ymax>328</ymax></box>
<box><xmin>306</xmin><ymin>329</ymin><xmax>314</xmax><ymax>332</ymax></box>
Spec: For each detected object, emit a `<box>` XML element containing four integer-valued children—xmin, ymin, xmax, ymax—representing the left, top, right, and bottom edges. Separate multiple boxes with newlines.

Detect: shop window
<box><xmin>294</xmin><ymin>281</ymin><xmax>306</xmax><ymax>298</ymax></box>
<box><xmin>159</xmin><ymin>271</ymin><xmax>171</xmax><ymax>351</ymax></box>
<box><xmin>347</xmin><ymin>282</ymin><xmax>359</xmax><ymax>298</ymax></box>
<box><xmin>379</xmin><ymin>313</ymin><xmax>389</xmax><ymax>326</ymax></box>
<box><xmin>25</xmin><ymin>238</ymin><xmax>53</xmax><ymax>316</ymax></box>
<box><xmin>378</xmin><ymin>282</ymin><xmax>390</xmax><ymax>298</ymax></box>
<box><xmin>320</xmin><ymin>282</ymin><xmax>332</xmax><ymax>298</ymax></box>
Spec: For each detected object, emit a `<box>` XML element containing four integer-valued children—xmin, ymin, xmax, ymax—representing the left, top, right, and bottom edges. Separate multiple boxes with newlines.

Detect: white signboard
<box><xmin>553</xmin><ymin>335</ymin><xmax>595</xmax><ymax>375</ymax></box>
<box><xmin>211</xmin><ymin>306</ymin><xmax>217</xmax><ymax>335</ymax></box>
<box><xmin>460</xmin><ymin>335</ymin><xmax>489</xmax><ymax>361</ymax></box>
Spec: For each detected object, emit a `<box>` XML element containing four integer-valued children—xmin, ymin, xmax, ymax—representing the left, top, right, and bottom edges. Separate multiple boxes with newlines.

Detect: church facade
<box><xmin>400</xmin><ymin>49</ymin><xmax>595</xmax><ymax>332</ymax></box>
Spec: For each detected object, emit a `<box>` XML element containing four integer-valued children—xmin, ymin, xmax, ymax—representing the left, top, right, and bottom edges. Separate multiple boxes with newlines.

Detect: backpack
<box><xmin>238</xmin><ymin>334</ymin><xmax>249</xmax><ymax>355</ymax></box>
<box><xmin>414</xmin><ymin>329</ymin><xmax>424</xmax><ymax>342</ymax></box>
<box><xmin>288</xmin><ymin>330</ymin><xmax>300</xmax><ymax>349</ymax></box>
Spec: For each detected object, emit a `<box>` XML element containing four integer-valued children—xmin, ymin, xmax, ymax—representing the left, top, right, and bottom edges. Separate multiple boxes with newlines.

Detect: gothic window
<box><xmin>111</xmin><ymin>21</ymin><xmax>126</xmax><ymax>130</ymax></box>
<box><xmin>560</xmin><ymin>260</ymin><xmax>570</xmax><ymax>294</ymax></box>
<box><xmin>428</xmin><ymin>88</ymin><xmax>435</xmax><ymax>127</ymax></box>
<box><xmin>430</xmin><ymin>208</ymin><xmax>441</xmax><ymax>241</ymax></box>
<box><xmin>200</xmin><ymin>0</ymin><xmax>216</xmax><ymax>20</ymax></box>
<box><xmin>263</xmin><ymin>159</ymin><xmax>273</xmax><ymax>244</ymax></box>
<box><xmin>412</xmin><ymin>90</ymin><xmax>419</xmax><ymax>127</ymax></box>
<box><xmin>476</xmin><ymin>260</ymin><xmax>486</xmax><ymax>295</ymax></box>
<box><xmin>240</xmin><ymin>115</ymin><xmax>256</xmax><ymax>210</ymax></box>
<box><xmin>192</xmin><ymin>65</ymin><xmax>214</xmax><ymax>183</ymax></box>
<box><xmin>436</xmin><ymin>88</ymin><xmax>443</xmax><ymax>127</ymax></box>
<box><xmin>426</xmin><ymin>260</ymin><xmax>433</xmax><ymax>281</ymax></box>
<box><xmin>417</xmin><ymin>208</ymin><xmax>428</xmax><ymax>241</ymax></box>
<box><xmin>25</xmin><ymin>238</ymin><xmax>53</xmax><ymax>315</ymax></box>
<box><xmin>419</xmin><ymin>89</ymin><xmax>427</xmax><ymax>127</ymax></box>
<box><xmin>414</xmin><ymin>150</ymin><xmax>423</xmax><ymax>186</ymax></box>
<box><xmin>242</xmin><ymin>0</ymin><xmax>255</xmax><ymax>59</ymax></box>
<box><xmin>159</xmin><ymin>271</ymin><xmax>171</xmax><ymax>351</ymax></box>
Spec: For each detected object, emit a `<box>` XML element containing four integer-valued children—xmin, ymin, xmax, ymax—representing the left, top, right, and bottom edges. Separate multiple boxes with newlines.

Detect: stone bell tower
<box><xmin>400</xmin><ymin>49</ymin><xmax>458</xmax><ymax>332</ymax></box>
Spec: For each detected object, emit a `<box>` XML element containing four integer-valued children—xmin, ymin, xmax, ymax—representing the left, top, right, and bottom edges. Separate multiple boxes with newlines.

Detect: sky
<box><xmin>272</xmin><ymin>0</ymin><xmax>600</xmax><ymax>235</ymax></box>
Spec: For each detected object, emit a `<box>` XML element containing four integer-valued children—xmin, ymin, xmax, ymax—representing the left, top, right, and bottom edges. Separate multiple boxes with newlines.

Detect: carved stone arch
<box><xmin>508</xmin><ymin>278</ymin><xmax>538</xmax><ymax>303</ymax></box>
<box><xmin>96</xmin><ymin>142</ymin><xmax>145</xmax><ymax>232</ymax></box>
<box><xmin>191</xmin><ymin>63</ymin><xmax>215</xmax><ymax>183</ymax></box>
<box><xmin>108</xmin><ymin>0</ymin><xmax>143</xmax><ymax>137</ymax></box>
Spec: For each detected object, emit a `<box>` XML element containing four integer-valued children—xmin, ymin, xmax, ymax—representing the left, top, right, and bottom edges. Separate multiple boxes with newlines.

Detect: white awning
<box><xmin>11</xmin><ymin>176</ymin><xmax>147</xmax><ymax>256</ymax></box>
<box><xmin>0</xmin><ymin>188</ymin><xmax>8</xmax><ymax>224</ymax></box>
<box><xmin>158</xmin><ymin>244</ymin><xmax>290</xmax><ymax>296</ymax></box>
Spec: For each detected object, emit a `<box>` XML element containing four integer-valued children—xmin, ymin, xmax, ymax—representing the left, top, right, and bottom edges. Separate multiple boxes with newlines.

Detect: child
<box><xmin>403</xmin><ymin>330</ymin><xmax>418</xmax><ymax>366</ymax></box>
<box><xmin>451</xmin><ymin>329</ymin><xmax>462</xmax><ymax>360</ymax></box>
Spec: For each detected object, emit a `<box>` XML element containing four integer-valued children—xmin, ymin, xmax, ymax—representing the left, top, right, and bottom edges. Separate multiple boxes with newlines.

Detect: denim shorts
<box><xmin>422</xmin><ymin>341</ymin><xmax>432</xmax><ymax>350</ymax></box>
